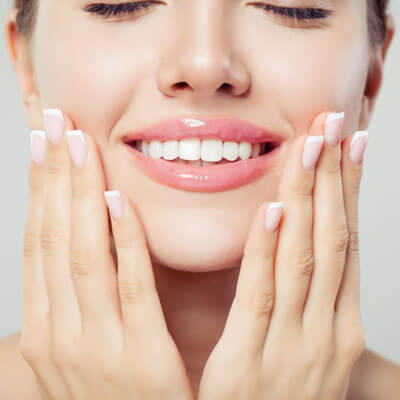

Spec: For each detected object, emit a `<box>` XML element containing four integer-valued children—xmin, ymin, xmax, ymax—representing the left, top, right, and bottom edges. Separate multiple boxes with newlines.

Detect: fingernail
<box><xmin>43</xmin><ymin>109</ymin><xmax>64</xmax><ymax>146</ymax></box>
<box><xmin>349</xmin><ymin>130</ymin><xmax>368</xmax><ymax>165</ymax></box>
<box><xmin>302</xmin><ymin>136</ymin><xmax>324</xmax><ymax>172</ymax></box>
<box><xmin>105</xmin><ymin>190</ymin><xmax>124</xmax><ymax>220</ymax></box>
<box><xmin>66</xmin><ymin>130</ymin><xmax>87</xmax><ymax>168</ymax></box>
<box><xmin>324</xmin><ymin>112</ymin><xmax>344</xmax><ymax>147</ymax></box>
<box><xmin>265</xmin><ymin>202</ymin><xmax>283</xmax><ymax>233</ymax></box>
<box><xmin>30</xmin><ymin>130</ymin><xmax>46</xmax><ymax>165</ymax></box>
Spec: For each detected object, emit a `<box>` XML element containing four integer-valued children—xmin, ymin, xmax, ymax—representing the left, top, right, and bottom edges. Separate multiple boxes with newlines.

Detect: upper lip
<box><xmin>121</xmin><ymin>116</ymin><xmax>286</xmax><ymax>145</ymax></box>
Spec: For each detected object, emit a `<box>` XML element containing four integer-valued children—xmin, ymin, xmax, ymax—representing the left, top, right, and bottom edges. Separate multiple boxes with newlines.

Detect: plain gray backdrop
<box><xmin>1</xmin><ymin>1</ymin><xmax>399</xmax><ymax>365</ymax></box>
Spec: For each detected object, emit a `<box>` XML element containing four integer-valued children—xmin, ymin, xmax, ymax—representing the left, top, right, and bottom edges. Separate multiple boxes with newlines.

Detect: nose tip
<box><xmin>156</xmin><ymin>51</ymin><xmax>250</xmax><ymax>99</ymax></box>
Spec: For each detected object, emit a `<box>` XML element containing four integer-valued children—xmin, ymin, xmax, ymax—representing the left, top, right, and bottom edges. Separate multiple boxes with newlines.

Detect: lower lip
<box><xmin>124</xmin><ymin>143</ymin><xmax>281</xmax><ymax>193</ymax></box>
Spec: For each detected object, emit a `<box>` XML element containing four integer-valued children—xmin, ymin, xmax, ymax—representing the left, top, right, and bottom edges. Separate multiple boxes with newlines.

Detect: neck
<box><xmin>152</xmin><ymin>261</ymin><xmax>240</xmax><ymax>394</ymax></box>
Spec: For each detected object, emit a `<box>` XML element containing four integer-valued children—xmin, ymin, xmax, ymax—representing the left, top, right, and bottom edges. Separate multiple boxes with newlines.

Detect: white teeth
<box><xmin>148</xmin><ymin>140</ymin><xmax>163</xmax><ymax>159</ymax></box>
<box><xmin>238</xmin><ymin>142</ymin><xmax>252</xmax><ymax>160</ymax></box>
<box><xmin>179</xmin><ymin>138</ymin><xmax>201</xmax><ymax>161</ymax></box>
<box><xmin>223</xmin><ymin>141</ymin><xmax>239</xmax><ymax>161</ymax></box>
<box><xmin>135</xmin><ymin>138</ymin><xmax>269</xmax><ymax>163</ymax></box>
<box><xmin>163</xmin><ymin>140</ymin><xmax>179</xmax><ymax>160</ymax></box>
<box><xmin>201</xmin><ymin>139</ymin><xmax>223</xmax><ymax>162</ymax></box>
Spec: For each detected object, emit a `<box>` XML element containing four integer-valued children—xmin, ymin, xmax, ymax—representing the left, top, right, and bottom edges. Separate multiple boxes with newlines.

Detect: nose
<box><xmin>156</xmin><ymin>3</ymin><xmax>251</xmax><ymax>99</ymax></box>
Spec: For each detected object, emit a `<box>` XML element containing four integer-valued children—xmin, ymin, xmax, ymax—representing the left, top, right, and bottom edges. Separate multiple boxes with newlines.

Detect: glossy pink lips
<box><xmin>122</xmin><ymin>116</ymin><xmax>284</xmax><ymax>193</ymax></box>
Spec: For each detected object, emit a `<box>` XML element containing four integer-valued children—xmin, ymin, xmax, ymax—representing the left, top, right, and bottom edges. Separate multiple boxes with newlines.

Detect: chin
<box><xmin>146</xmin><ymin>230</ymin><xmax>246</xmax><ymax>273</ymax></box>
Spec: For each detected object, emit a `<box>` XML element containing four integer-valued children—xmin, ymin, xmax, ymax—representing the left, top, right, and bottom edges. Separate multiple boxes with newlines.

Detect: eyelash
<box><xmin>84</xmin><ymin>2</ymin><xmax>331</xmax><ymax>22</ymax></box>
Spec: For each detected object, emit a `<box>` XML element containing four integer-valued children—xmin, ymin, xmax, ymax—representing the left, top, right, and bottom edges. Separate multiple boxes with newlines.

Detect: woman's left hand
<box><xmin>198</xmin><ymin>111</ymin><xmax>368</xmax><ymax>400</ymax></box>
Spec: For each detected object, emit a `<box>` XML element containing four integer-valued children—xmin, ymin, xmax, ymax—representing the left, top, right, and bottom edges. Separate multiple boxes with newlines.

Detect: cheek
<box><xmin>242</xmin><ymin>24</ymin><xmax>368</xmax><ymax>135</ymax></box>
<box><xmin>34</xmin><ymin>23</ymin><xmax>154</xmax><ymax>138</ymax></box>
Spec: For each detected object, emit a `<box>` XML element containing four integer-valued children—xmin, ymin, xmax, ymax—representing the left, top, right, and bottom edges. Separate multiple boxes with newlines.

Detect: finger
<box><xmin>41</xmin><ymin>109</ymin><xmax>81</xmax><ymax>339</ymax></box>
<box><xmin>303</xmin><ymin>112</ymin><xmax>348</xmax><ymax>332</ymax></box>
<box><xmin>217</xmin><ymin>201</ymin><xmax>282</xmax><ymax>357</ymax></box>
<box><xmin>105</xmin><ymin>191</ymin><xmax>169</xmax><ymax>344</ymax></box>
<box><xmin>334</xmin><ymin>131</ymin><xmax>368</xmax><ymax>328</ymax></box>
<box><xmin>22</xmin><ymin>130</ymin><xmax>49</xmax><ymax>331</ymax></box>
<box><xmin>66</xmin><ymin>124</ymin><xmax>122</xmax><ymax>339</ymax></box>
<box><xmin>267</xmin><ymin>118</ymin><xmax>325</xmax><ymax>337</ymax></box>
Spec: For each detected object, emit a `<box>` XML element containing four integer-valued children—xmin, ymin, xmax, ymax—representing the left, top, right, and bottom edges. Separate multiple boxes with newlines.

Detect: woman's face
<box><xmin>28</xmin><ymin>0</ymin><xmax>370</xmax><ymax>272</ymax></box>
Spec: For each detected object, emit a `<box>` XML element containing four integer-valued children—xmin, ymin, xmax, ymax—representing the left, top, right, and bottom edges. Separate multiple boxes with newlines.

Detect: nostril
<box><xmin>173</xmin><ymin>82</ymin><xmax>191</xmax><ymax>91</ymax></box>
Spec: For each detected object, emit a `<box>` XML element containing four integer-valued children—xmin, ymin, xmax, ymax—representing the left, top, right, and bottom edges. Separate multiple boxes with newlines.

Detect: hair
<box><xmin>13</xmin><ymin>0</ymin><xmax>390</xmax><ymax>49</ymax></box>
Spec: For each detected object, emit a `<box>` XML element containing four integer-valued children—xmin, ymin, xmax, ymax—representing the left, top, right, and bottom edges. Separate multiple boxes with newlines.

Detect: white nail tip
<box><xmin>268</xmin><ymin>202</ymin><xmax>283</xmax><ymax>210</ymax></box>
<box><xmin>43</xmin><ymin>109</ymin><xmax>64</xmax><ymax>121</ymax></box>
<box><xmin>351</xmin><ymin>130</ymin><xmax>368</xmax><ymax>146</ymax></box>
<box><xmin>66</xmin><ymin>130</ymin><xmax>85</xmax><ymax>145</ymax></box>
<box><xmin>326</xmin><ymin>112</ymin><xmax>345</xmax><ymax>123</ymax></box>
<box><xmin>30</xmin><ymin>130</ymin><xmax>46</xmax><ymax>138</ymax></box>
<box><xmin>104</xmin><ymin>190</ymin><xmax>121</xmax><ymax>200</ymax></box>
<box><xmin>305</xmin><ymin>135</ymin><xmax>324</xmax><ymax>145</ymax></box>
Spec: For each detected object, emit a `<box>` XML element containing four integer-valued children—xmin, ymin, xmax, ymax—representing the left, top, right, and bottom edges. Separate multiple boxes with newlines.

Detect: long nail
<box><xmin>43</xmin><ymin>109</ymin><xmax>64</xmax><ymax>146</ymax></box>
<box><xmin>66</xmin><ymin>130</ymin><xmax>87</xmax><ymax>168</ymax></box>
<box><xmin>265</xmin><ymin>202</ymin><xmax>283</xmax><ymax>233</ymax></box>
<box><xmin>302</xmin><ymin>136</ymin><xmax>324</xmax><ymax>172</ymax></box>
<box><xmin>349</xmin><ymin>130</ymin><xmax>368</xmax><ymax>165</ymax></box>
<box><xmin>324</xmin><ymin>112</ymin><xmax>344</xmax><ymax>147</ymax></box>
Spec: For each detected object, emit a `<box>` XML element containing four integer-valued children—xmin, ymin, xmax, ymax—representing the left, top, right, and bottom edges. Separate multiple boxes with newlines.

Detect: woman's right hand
<box><xmin>21</xmin><ymin>109</ymin><xmax>194</xmax><ymax>400</ymax></box>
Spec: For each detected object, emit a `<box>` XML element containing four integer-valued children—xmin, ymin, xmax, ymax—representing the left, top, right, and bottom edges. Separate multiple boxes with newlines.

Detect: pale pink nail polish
<box><xmin>30</xmin><ymin>130</ymin><xmax>46</xmax><ymax>165</ymax></box>
<box><xmin>265</xmin><ymin>202</ymin><xmax>283</xmax><ymax>233</ymax></box>
<box><xmin>104</xmin><ymin>190</ymin><xmax>124</xmax><ymax>220</ymax></box>
<box><xmin>302</xmin><ymin>136</ymin><xmax>324</xmax><ymax>172</ymax></box>
<box><xmin>43</xmin><ymin>109</ymin><xmax>64</xmax><ymax>146</ymax></box>
<box><xmin>324</xmin><ymin>112</ymin><xmax>344</xmax><ymax>147</ymax></box>
<box><xmin>66</xmin><ymin>130</ymin><xmax>87</xmax><ymax>168</ymax></box>
<box><xmin>349</xmin><ymin>131</ymin><xmax>368</xmax><ymax>165</ymax></box>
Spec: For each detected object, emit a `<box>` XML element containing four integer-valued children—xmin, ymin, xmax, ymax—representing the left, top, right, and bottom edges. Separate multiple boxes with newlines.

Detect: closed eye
<box><xmin>84</xmin><ymin>1</ymin><xmax>332</xmax><ymax>24</ymax></box>
<box><xmin>250</xmin><ymin>3</ymin><xmax>331</xmax><ymax>21</ymax></box>
<box><xmin>83</xmin><ymin>1</ymin><xmax>164</xmax><ymax>19</ymax></box>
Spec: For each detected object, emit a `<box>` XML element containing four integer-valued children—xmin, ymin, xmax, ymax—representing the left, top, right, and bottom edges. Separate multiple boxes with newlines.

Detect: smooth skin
<box><xmin>2</xmin><ymin>0</ymin><xmax>400</xmax><ymax>398</ymax></box>
<box><xmin>18</xmin><ymin>109</ymin><xmax>362</xmax><ymax>400</ymax></box>
<box><xmin>198</xmin><ymin>113</ymin><xmax>363</xmax><ymax>400</ymax></box>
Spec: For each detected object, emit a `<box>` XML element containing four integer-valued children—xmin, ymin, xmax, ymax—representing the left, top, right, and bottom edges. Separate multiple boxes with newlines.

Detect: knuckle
<box><xmin>19</xmin><ymin>330</ymin><xmax>47</xmax><ymax>365</ymax></box>
<box><xmin>23</xmin><ymin>230</ymin><xmax>38</xmax><ymax>260</ymax></box>
<box><xmin>115</xmin><ymin>228</ymin><xmax>144</xmax><ymax>251</ymax></box>
<box><xmin>70</xmin><ymin>250</ymin><xmax>91</xmax><ymax>277</ymax></box>
<box><xmin>342</xmin><ymin>329</ymin><xmax>366</xmax><ymax>365</ymax></box>
<box><xmin>307</xmin><ymin>339</ymin><xmax>332</xmax><ymax>369</ymax></box>
<box><xmin>325</xmin><ymin>162</ymin><xmax>341</xmax><ymax>176</ymax></box>
<box><xmin>71</xmin><ymin>177</ymin><xmax>95</xmax><ymax>199</ymax></box>
<box><xmin>348</xmin><ymin>229</ymin><xmax>360</xmax><ymax>254</ymax></box>
<box><xmin>40</xmin><ymin>222</ymin><xmax>67</xmax><ymax>252</ymax></box>
<box><xmin>253</xmin><ymin>289</ymin><xmax>275</xmax><ymax>316</ymax></box>
<box><xmin>292</xmin><ymin>247</ymin><xmax>314</xmax><ymax>277</ymax></box>
<box><xmin>28</xmin><ymin>173</ymin><xmax>44</xmax><ymax>194</ymax></box>
<box><xmin>347</xmin><ymin>173</ymin><xmax>362</xmax><ymax>195</ymax></box>
<box><xmin>119</xmin><ymin>280</ymin><xmax>143</xmax><ymax>305</ymax></box>
<box><xmin>290</xmin><ymin>181</ymin><xmax>313</xmax><ymax>202</ymax></box>
<box><xmin>46</xmin><ymin>162</ymin><xmax>64</xmax><ymax>177</ymax></box>
<box><xmin>333</xmin><ymin>226</ymin><xmax>349</xmax><ymax>255</ymax></box>
<box><xmin>51</xmin><ymin>341</ymin><xmax>80</xmax><ymax>370</ymax></box>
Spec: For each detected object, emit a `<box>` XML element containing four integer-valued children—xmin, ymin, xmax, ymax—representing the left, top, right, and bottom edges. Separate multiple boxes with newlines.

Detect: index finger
<box><xmin>105</xmin><ymin>191</ymin><xmax>169</xmax><ymax>344</ymax></box>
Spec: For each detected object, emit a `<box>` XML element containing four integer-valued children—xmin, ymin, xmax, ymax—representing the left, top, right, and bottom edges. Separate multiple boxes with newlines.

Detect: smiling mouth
<box><xmin>127</xmin><ymin>140</ymin><xmax>280</xmax><ymax>167</ymax></box>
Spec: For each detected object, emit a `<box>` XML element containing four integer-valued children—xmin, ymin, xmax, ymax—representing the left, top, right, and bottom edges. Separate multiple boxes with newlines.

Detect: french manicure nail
<box><xmin>302</xmin><ymin>136</ymin><xmax>324</xmax><ymax>172</ymax></box>
<box><xmin>324</xmin><ymin>112</ymin><xmax>344</xmax><ymax>147</ymax></box>
<box><xmin>349</xmin><ymin>130</ymin><xmax>368</xmax><ymax>165</ymax></box>
<box><xmin>43</xmin><ymin>109</ymin><xmax>64</xmax><ymax>146</ymax></box>
<box><xmin>66</xmin><ymin>130</ymin><xmax>87</xmax><ymax>168</ymax></box>
<box><xmin>105</xmin><ymin>190</ymin><xmax>124</xmax><ymax>220</ymax></box>
<box><xmin>30</xmin><ymin>130</ymin><xmax>46</xmax><ymax>165</ymax></box>
<box><xmin>265</xmin><ymin>202</ymin><xmax>283</xmax><ymax>233</ymax></box>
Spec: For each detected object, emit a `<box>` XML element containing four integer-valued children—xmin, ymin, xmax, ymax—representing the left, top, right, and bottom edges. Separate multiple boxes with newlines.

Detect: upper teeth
<box><xmin>136</xmin><ymin>139</ymin><xmax>266</xmax><ymax>162</ymax></box>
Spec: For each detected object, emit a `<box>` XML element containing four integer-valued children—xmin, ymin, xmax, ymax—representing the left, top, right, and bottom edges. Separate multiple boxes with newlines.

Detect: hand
<box><xmin>198</xmin><ymin>112</ymin><xmax>367</xmax><ymax>400</ymax></box>
<box><xmin>21</xmin><ymin>109</ymin><xmax>194</xmax><ymax>400</ymax></box>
